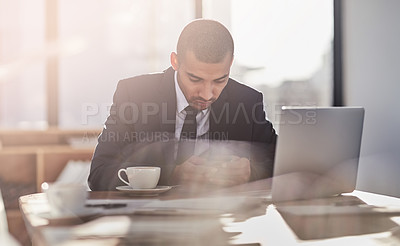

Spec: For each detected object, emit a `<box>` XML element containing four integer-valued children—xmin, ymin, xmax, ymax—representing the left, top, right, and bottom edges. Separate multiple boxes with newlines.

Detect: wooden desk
<box><xmin>19</xmin><ymin>180</ymin><xmax>400</xmax><ymax>246</ymax></box>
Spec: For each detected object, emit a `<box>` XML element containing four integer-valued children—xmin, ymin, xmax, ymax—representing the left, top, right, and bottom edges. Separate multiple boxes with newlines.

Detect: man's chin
<box><xmin>192</xmin><ymin>102</ymin><xmax>211</xmax><ymax>111</ymax></box>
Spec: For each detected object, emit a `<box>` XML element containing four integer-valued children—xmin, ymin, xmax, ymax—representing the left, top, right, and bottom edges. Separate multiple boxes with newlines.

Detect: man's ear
<box><xmin>170</xmin><ymin>52</ymin><xmax>179</xmax><ymax>70</ymax></box>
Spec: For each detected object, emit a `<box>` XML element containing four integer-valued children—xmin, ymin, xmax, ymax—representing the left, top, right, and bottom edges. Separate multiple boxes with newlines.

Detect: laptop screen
<box><xmin>271</xmin><ymin>107</ymin><xmax>365</xmax><ymax>202</ymax></box>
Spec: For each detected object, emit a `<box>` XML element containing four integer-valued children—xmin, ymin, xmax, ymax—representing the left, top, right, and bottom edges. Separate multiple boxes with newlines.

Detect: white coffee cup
<box><xmin>118</xmin><ymin>166</ymin><xmax>160</xmax><ymax>189</ymax></box>
<box><xmin>42</xmin><ymin>182</ymin><xmax>88</xmax><ymax>216</ymax></box>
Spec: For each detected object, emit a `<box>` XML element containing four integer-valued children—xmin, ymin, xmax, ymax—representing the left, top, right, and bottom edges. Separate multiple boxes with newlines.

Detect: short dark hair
<box><xmin>176</xmin><ymin>19</ymin><xmax>234</xmax><ymax>63</ymax></box>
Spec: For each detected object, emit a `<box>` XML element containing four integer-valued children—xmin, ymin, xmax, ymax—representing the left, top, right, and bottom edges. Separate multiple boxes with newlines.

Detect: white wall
<box><xmin>343</xmin><ymin>0</ymin><xmax>400</xmax><ymax>197</ymax></box>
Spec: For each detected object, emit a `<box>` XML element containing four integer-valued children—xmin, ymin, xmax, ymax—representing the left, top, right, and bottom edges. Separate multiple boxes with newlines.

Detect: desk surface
<box><xmin>20</xmin><ymin>179</ymin><xmax>400</xmax><ymax>246</ymax></box>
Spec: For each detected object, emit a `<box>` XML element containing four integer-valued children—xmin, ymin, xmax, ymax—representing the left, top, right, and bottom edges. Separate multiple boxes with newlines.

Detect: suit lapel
<box><xmin>209</xmin><ymin>81</ymin><xmax>229</xmax><ymax>138</ymax></box>
<box><xmin>158</xmin><ymin>67</ymin><xmax>176</xmax><ymax>134</ymax></box>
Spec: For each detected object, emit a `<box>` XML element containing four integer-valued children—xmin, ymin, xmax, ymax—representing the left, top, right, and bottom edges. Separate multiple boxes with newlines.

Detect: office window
<box><xmin>203</xmin><ymin>0</ymin><xmax>334</xmax><ymax>131</ymax></box>
<box><xmin>0</xmin><ymin>0</ymin><xmax>194</xmax><ymax>129</ymax></box>
<box><xmin>58</xmin><ymin>0</ymin><xmax>194</xmax><ymax>128</ymax></box>
<box><xmin>0</xmin><ymin>0</ymin><xmax>334</xmax><ymax>129</ymax></box>
<box><xmin>0</xmin><ymin>0</ymin><xmax>47</xmax><ymax>128</ymax></box>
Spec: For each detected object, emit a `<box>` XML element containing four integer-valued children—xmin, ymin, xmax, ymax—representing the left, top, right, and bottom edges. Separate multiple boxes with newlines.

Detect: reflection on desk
<box><xmin>19</xmin><ymin>179</ymin><xmax>400</xmax><ymax>246</ymax></box>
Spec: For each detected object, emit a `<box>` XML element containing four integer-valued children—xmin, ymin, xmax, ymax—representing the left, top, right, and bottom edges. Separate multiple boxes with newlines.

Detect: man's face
<box><xmin>171</xmin><ymin>51</ymin><xmax>233</xmax><ymax>111</ymax></box>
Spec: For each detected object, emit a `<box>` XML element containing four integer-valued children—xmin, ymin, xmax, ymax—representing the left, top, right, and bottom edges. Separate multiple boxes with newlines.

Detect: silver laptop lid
<box><xmin>272</xmin><ymin>107</ymin><xmax>365</xmax><ymax>202</ymax></box>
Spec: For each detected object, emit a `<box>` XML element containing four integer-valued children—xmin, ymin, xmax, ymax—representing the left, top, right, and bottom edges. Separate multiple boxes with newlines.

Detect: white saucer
<box><xmin>37</xmin><ymin>208</ymin><xmax>101</xmax><ymax>221</ymax></box>
<box><xmin>116</xmin><ymin>185</ymin><xmax>172</xmax><ymax>196</ymax></box>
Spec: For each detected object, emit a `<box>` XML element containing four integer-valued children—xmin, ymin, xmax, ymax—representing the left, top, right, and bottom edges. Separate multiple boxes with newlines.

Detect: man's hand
<box><xmin>170</xmin><ymin>156</ymin><xmax>218</xmax><ymax>185</ymax></box>
<box><xmin>171</xmin><ymin>155</ymin><xmax>251</xmax><ymax>187</ymax></box>
<box><xmin>207</xmin><ymin>156</ymin><xmax>251</xmax><ymax>187</ymax></box>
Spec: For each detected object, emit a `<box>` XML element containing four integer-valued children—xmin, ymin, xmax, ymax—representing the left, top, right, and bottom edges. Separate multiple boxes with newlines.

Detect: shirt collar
<box><xmin>174</xmin><ymin>71</ymin><xmax>209</xmax><ymax>115</ymax></box>
<box><xmin>174</xmin><ymin>71</ymin><xmax>188</xmax><ymax>114</ymax></box>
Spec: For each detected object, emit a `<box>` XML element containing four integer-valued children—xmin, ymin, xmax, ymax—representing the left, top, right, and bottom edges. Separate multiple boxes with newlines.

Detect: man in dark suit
<box><xmin>88</xmin><ymin>19</ymin><xmax>277</xmax><ymax>191</ymax></box>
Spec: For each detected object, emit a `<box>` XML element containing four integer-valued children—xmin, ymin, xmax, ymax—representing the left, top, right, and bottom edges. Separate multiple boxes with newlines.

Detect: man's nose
<box><xmin>199</xmin><ymin>82</ymin><xmax>213</xmax><ymax>100</ymax></box>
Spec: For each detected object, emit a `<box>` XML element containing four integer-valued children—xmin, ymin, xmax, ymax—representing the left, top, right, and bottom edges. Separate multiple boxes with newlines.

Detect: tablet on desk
<box><xmin>271</xmin><ymin>107</ymin><xmax>365</xmax><ymax>202</ymax></box>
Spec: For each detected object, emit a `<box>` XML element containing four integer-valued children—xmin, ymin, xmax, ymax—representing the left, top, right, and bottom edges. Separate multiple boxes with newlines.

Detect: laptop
<box><xmin>271</xmin><ymin>107</ymin><xmax>365</xmax><ymax>202</ymax></box>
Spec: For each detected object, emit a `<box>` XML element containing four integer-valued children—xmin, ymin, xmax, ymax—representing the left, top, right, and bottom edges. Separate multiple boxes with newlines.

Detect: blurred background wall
<box><xmin>343</xmin><ymin>0</ymin><xmax>400</xmax><ymax>197</ymax></box>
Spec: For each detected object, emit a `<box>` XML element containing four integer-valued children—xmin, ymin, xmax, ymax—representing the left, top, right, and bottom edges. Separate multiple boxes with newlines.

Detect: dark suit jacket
<box><xmin>89</xmin><ymin>67</ymin><xmax>277</xmax><ymax>191</ymax></box>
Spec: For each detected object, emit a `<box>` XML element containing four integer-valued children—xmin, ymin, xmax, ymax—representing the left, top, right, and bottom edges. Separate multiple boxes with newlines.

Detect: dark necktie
<box><xmin>180</xmin><ymin>106</ymin><xmax>198</xmax><ymax>140</ymax></box>
<box><xmin>176</xmin><ymin>106</ymin><xmax>198</xmax><ymax>163</ymax></box>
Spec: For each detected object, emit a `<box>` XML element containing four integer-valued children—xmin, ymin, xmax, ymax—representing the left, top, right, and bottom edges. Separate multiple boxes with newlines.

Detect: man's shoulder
<box><xmin>118</xmin><ymin>68</ymin><xmax>173</xmax><ymax>89</ymax></box>
<box><xmin>225</xmin><ymin>78</ymin><xmax>262</xmax><ymax>98</ymax></box>
<box><xmin>112</xmin><ymin>67</ymin><xmax>175</xmax><ymax>102</ymax></box>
